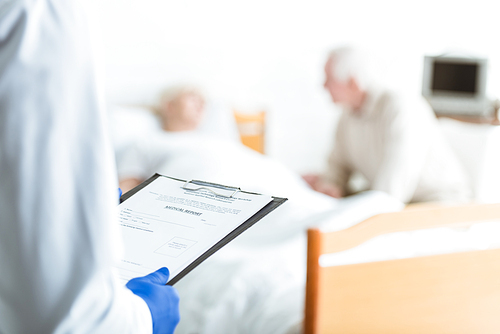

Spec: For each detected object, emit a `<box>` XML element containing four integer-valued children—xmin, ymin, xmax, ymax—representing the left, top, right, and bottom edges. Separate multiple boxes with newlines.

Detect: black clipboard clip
<box><xmin>181</xmin><ymin>180</ymin><xmax>241</xmax><ymax>198</ymax></box>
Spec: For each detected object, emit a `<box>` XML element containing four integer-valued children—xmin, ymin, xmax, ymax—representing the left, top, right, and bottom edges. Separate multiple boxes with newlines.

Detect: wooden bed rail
<box><xmin>321</xmin><ymin>203</ymin><xmax>500</xmax><ymax>254</ymax></box>
<box><xmin>305</xmin><ymin>203</ymin><xmax>500</xmax><ymax>334</ymax></box>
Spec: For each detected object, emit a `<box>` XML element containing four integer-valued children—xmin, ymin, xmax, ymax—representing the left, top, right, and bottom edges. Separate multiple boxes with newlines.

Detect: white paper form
<box><xmin>115</xmin><ymin>176</ymin><xmax>273</xmax><ymax>283</ymax></box>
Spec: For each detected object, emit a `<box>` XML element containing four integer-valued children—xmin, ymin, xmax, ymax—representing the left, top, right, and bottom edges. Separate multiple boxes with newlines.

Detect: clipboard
<box><xmin>119</xmin><ymin>173</ymin><xmax>287</xmax><ymax>285</ymax></box>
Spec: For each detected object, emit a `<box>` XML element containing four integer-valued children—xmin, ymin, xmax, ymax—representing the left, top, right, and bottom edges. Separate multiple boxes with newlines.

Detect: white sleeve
<box><xmin>371</xmin><ymin>95</ymin><xmax>431</xmax><ymax>203</ymax></box>
<box><xmin>323</xmin><ymin>116</ymin><xmax>352</xmax><ymax>192</ymax></box>
<box><xmin>0</xmin><ymin>1</ymin><xmax>152</xmax><ymax>333</ymax></box>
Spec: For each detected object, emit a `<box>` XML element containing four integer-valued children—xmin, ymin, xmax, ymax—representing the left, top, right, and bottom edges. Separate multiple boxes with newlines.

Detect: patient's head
<box><xmin>158</xmin><ymin>86</ymin><xmax>205</xmax><ymax>132</ymax></box>
<box><xmin>324</xmin><ymin>47</ymin><xmax>370</xmax><ymax>111</ymax></box>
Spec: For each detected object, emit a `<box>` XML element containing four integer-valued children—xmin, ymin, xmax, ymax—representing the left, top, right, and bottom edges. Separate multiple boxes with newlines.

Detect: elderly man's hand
<box><xmin>314</xmin><ymin>181</ymin><xmax>343</xmax><ymax>198</ymax></box>
<box><xmin>302</xmin><ymin>174</ymin><xmax>320</xmax><ymax>188</ymax></box>
<box><xmin>302</xmin><ymin>174</ymin><xmax>343</xmax><ymax>198</ymax></box>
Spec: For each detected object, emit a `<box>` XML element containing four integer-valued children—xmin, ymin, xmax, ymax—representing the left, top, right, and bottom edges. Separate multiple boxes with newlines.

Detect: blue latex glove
<box><xmin>118</xmin><ymin>188</ymin><xmax>122</xmax><ymax>201</ymax></box>
<box><xmin>126</xmin><ymin>267</ymin><xmax>180</xmax><ymax>334</ymax></box>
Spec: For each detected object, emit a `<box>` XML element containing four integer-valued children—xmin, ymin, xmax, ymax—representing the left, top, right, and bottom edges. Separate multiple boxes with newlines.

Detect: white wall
<box><xmin>90</xmin><ymin>0</ymin><xmax>500</xmax><ymax>173</ymax></box>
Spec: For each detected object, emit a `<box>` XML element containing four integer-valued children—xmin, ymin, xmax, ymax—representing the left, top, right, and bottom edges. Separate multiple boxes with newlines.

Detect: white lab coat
<box><xmin>0</xmin><ymin>1</ymin><xmax>152</xmax><ymax>333</ymax></box>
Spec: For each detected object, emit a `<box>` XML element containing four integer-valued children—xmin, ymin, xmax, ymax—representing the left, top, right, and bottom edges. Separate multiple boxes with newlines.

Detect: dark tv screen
<box><xmin>431</xmin><ymin>62</ymin><xmax>478</xmax><ymax>94</ymax></box>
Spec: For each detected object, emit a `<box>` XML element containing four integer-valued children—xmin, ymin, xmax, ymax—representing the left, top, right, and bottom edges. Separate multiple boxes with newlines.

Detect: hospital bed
<box><xmin>110</xmin><ymin>104</ymin><xmax>500</xmax><ymax>334</ymax></box>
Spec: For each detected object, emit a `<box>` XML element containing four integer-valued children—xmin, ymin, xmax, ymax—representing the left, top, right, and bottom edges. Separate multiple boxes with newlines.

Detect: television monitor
<box><xmin>422</xmin><ymin>55</ymin><xmax>490</xmax><ymax>117</ymax></box>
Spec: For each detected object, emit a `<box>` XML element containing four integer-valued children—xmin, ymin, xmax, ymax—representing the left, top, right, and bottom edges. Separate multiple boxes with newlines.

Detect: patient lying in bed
<box><xmin>119</xmin><ymin>85</ymin><xmax>207</xmax><ymax>192</ymax></box>
<box><xmin>117</xmin><ymin>85</ymin><xmax>325</xmax><ymax>201</ymax></box>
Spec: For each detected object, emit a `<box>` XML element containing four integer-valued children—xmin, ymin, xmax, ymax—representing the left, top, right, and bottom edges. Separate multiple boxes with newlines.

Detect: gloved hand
<box><xmin>126</xmin><ymin>267</ymin><xmax>180</xmax><ymax>334</ymax></box>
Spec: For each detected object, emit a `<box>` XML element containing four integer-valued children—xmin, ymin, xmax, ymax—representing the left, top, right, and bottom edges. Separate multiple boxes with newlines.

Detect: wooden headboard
<box><xmin>233</xmin><ymin>110</ymin><xmax>266</xmax><ymax>154</ymax></box>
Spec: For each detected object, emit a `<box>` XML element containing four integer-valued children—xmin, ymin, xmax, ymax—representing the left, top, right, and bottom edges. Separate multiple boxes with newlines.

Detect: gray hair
<box><xmin>159</xmin><ymin>85</ymin><xmax>205</xmax><ymax>107</ymax></box>
<box><xmin>327</xmin><ymin>46</ymin><xmax>374</xmax><ymax>90</ymax></box>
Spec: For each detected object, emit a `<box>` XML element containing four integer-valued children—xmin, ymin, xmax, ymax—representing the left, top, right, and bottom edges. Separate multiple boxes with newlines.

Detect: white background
<box><xmin>89</xmin><ymin>0</ymin><xmax>500</xmax><ymax>173</ymax></box>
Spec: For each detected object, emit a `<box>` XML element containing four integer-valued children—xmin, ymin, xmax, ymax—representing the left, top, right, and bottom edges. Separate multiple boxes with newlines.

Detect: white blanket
<box><xmin>116</xmin><ymin>133</ymin><xmax>405</xmax><ymax>334</ymax></box>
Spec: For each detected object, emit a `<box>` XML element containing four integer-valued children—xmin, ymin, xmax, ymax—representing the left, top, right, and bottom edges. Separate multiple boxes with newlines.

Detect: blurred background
<box><xmin>88</xmin><ymin>0</ymin><xmax>500</xmax><ymax>173</ymax></box>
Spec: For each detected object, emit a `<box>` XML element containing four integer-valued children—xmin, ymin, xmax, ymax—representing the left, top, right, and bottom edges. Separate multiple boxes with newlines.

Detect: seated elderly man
<box><xmin>304</xmin><ymin>47</ymin><xmax>471</xmax><ymax>204</ymax></box>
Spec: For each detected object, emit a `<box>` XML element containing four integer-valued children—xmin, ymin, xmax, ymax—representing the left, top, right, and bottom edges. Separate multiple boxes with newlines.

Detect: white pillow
<box><xmin>109</xmin><ymin>101</ymin><xmax>241</xmax><ymax>161</ymax></box>
<box><xmin>108</xmin><ymin>105</ymin><xmax>161</xmax><ymax>159</ymax></box>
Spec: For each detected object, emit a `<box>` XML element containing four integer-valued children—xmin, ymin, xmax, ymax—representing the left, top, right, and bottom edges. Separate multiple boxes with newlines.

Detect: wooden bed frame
<box><xmin>304</xmin><ymin>203</ymin><xmax>500</xmax><ymax>334</ymax></box>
